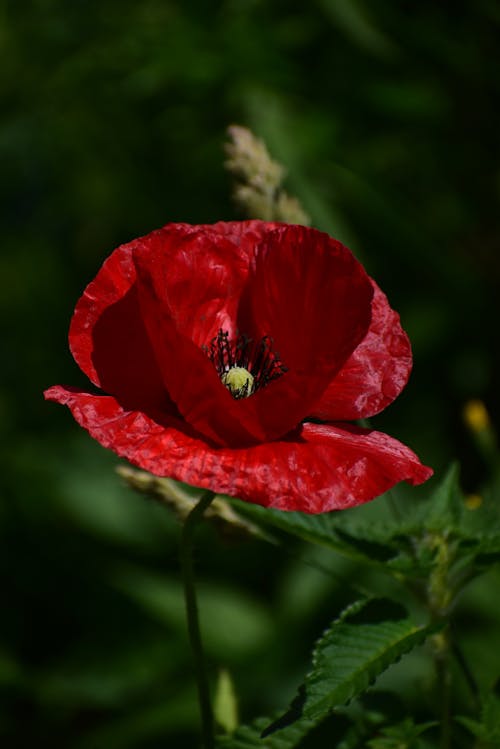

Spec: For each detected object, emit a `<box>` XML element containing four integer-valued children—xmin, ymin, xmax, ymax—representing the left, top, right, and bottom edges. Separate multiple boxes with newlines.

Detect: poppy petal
<box><xmin>233</xmin><ymin>225</ymin><xmax>374</xmax><ymax>435</ymax></box>
<box><xmin>134</xmin><ymin>227</ymin><xmax>250</xmax><ymax>346</ymax></box>
<box><xmin>243</xmin><ymin>225</ymin><xmax>373</xmax><ymax>369</ymax></box>
<box><xmin>44</xmin><ymin>387</ymin><xmax>432</xmax><ymax>513</ymax></box>
<box><xmin>311</xmin><ymin>281</ymin><xmax>413</xmax><ymax>421</ymax></box>
<box><xmin>133</xmin><ymin>224</ymin><xmax>374</xmax><ymax>448</ymax></box>
<box><xmin>209</xmin><ymin>219</ymin><xmax>284</xmax><ymax>249</ymax></box>
<box><xmin>69</xmin><ymin>224</ymin><xmax>198</xmax><ymax>411</ymax></box>
<box><xmin>132</xmin><ymin>229</ymin><xmax>272</xmax><ymax>446</ymax></box>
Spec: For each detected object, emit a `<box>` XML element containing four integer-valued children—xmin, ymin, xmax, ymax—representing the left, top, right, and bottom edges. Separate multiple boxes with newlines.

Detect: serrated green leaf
<box><xmin>453</xmin><ymin>536</ymin><xmax>500</xmax><ymax>573</ymax></box>
<box><xmin>481</xmin><ymin>692</ymin><xmax>500</xmax><ymax>739</ymax></box>
<box><xmin>216</xmin><ymin>715</ymin><xmax>314</xmax><ymax>748</ymax></box>
<box><xmin>423</xmin><ymin>463</ymin><xmax>464</xmax><ymax>533</ymax></box>
<box><xmin>455</xmin><ymin>715</ymin><xmax>486</xmax><ymax>740</ymax></box>
<box><xmin>417</xmin><ymin>465</ymin><xmax>500</xmax><ymax>545</ymax></box>
<box><xmin>229</xmin><ymin>499</ymin><xmax>401</xmax><ymax>569</ymax></box>
<box><xmin>230</xmin><ymin>500</ymin><xmax>365</xmax><ymax>557</ymax></box>
<box><xmin>230</xmin><ymin>469</ymin><xmax>500</xmax><ymax>594</ymax></box>
<box><xmin>366</xmin><ymin>717</ymin><xmax>437</xmax><ymax>748</ymax></box>
<box><xmin>229</xmin><ymin>492</ymin><xmax>442</xmax><ymax>581</ymax></box>
<box><xmin>265</xmin><ymin>598</ymin><xmax>439</xmax><ymax>735</ymax></box>
<box><xmin>462</xmin><ymin>691</ymin><xmax>500</xmax><ymax>743</ymax></box>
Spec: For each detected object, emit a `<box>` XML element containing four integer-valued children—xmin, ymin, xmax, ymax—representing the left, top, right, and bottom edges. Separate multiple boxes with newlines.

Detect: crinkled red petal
<box><xmin>136</xmin><ymin>228</ymin><xmax>250</xmax><ymax>346</ymax></box>
<box><xmin>311</xmin><ymin>281</ymin><xmax>413</xmax><ymax>421</ymax></box>
<box><xmin>44</xmin><ymin>386</ymin><xmax>432</xmax><ymax>513</ymax></box>
<box><xmin>132</xmin><ymin>229</ymin><xmax>268</xmax><ymax>446</ymax></box>
<box><xmin>68</xmin><ymin>221</ymin><xmax>279</xmax><ymax>420</ymax></box>
<box><xmin>69</xmin><ymin>224</ymin><xmax>202</xmax><ymax>412</ymax></box>
<box><xmin>209</xmin><ymin>219</ymin><xmax>284</xmax><ymax>249</ymax></box>
<box><xmin>238</xmin><ymin>224</ymin><xmax>373</xmax><ymax>380</ymax></box>
<box><xmin>133</xmin><ymin>224</ymin><xmax>373</xmax><ymax>447</ymax></box>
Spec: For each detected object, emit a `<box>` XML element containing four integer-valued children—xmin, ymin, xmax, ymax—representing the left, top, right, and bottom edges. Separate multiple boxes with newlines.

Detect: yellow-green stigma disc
<box><xmin>221</xmin><ymin>366</ymin><xmax>254</xmax><ymax>399</ymax></box>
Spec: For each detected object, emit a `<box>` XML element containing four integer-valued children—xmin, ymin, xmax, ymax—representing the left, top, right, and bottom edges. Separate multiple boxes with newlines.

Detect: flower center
<box><xmin>205</xmin><ymin>329</ymin><xmax>287</xmax><ymax>400</ymax></box>
<box><xmin>221</xmin><ymin>366</ymin><xmax>254</xmax><ymax>399</ymax></box>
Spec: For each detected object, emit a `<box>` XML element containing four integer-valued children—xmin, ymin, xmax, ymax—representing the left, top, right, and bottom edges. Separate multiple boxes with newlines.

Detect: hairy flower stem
<box><xmin>427</xmin><ymin>534</ymin><xmax>453</xmax><ymax>749</ymax></box>
<box><xmin>434</xmin><ymin>629</ymin><xmax>452</xmax><ymax>749</ymax></box>
<box><xmin>180</xmin><ymin>490</ymin><xmax>216</xmax><ymax>749</ymax></box>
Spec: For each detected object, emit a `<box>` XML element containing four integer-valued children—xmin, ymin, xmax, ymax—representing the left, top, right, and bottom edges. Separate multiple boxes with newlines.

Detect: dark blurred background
<box><xmin>2</xmin><ymin>1</ymin><xmax>500</xmax><ymax>746</ymax></box>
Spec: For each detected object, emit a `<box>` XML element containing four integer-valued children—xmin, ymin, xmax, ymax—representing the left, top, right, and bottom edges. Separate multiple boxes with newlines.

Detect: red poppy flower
<box><xmin>45</xmin><ymin>221</ymin><xmax>432</xmax><ymax>513</ymax></box>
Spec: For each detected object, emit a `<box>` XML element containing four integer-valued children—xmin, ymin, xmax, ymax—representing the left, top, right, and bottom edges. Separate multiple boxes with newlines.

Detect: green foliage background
<box><xmin>2</xmin><ymin>1</ymin><xmax>500</xmax><ymax>746</ymax></box>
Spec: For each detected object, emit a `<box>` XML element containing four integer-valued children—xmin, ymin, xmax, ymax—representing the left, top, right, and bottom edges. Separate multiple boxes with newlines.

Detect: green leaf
<box><xmin>455</xmin><ymin>716</ymin><xmax>485</xmax><ymax>740</ymax></box>
<box><xmin>231</xmin><ymin>466</ymin><xmax>500</xmax><ymax>592</ymax></box>
<box><xmin>413</xmin><ymin>463</ymin><xmax>500</xmax><ymax>546</ymax></box>
<box><xmin>230</xmin><ymin>499</ymin><xmax>401</xmax><ymax>568</ymax></box>
<box><xmin>265</xmin><ymin>598</ymin><xmax>439</xmax><ymax>735</ymax></box>
<box><xmin>366</xmin><ymin>717</ymin><xmax>437</xmax><ymax>748</ymax></box>
<box><xmin>230</xmin><ymin>495</ymin><xmax>440</xmax><ymax>583</ymax></box>
<box><xmin>410</xmin><ymin>465</ymin><xmax>500</xmax><ymax>586</ymax></box>
<box><xmin>457</xmin><ymin>691</ymin><xmax>500</xmax><ymax>744</ymax></box>
<box><xmin>421</xmin><ymin>463</ymin><xmax>464</xmax><ymax>533</ymax></box>
<box><xmin>216</xmin><ymin>715</ymin><xmax>314</xmax><ymax>748</ymax></box>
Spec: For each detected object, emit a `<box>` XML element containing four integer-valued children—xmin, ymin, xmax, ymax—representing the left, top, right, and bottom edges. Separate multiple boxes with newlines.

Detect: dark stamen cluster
<box><xmin>204</xmin><ymin>329</ymin><xmax>288</xmax><ymax>399</ymax></box>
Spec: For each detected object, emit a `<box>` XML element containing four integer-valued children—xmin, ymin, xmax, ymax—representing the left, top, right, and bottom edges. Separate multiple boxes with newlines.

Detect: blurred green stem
<box><xmin>434</xmin><ymin>628</ymin><xmax>452</xmax><ymax>749</ymax></box>
<box><xmin>427</xmin><ymin>534</ymin><xmax>452</xmax><ymax>749</ymax></box>
<box><xmin>180</xmin><ymin>490</ymin><xmax>216</xmax><ymax>749</ymax></box>
<box><xmin>451</xmin><ymin>640</ymin><xmax>479</xmax><ymax>706</ymax></box>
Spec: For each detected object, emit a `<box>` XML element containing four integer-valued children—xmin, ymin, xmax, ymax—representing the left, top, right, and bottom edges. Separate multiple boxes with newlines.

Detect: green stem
<box><xmin>180</xmin><ymin>490</ymin><xmax>216</xmax><ymax>749</ymax></box>
<box><xmin>451</xmin><ymin>639</ymin><xmax>479</xmax><ymax>707</ymax></box>
<box><xmin>427</xmin><ymin>534</ymin><xmax>453</xmax><ymax>749</ymax></box>
<box><xmin>435</xmin><ymin>628</ymin><xmax>452</xmax><ymax>749</ymax></box>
